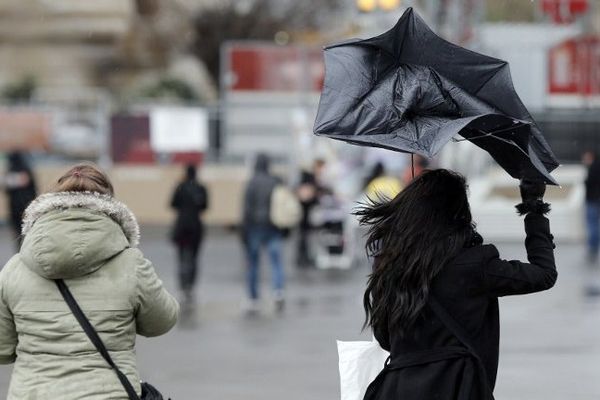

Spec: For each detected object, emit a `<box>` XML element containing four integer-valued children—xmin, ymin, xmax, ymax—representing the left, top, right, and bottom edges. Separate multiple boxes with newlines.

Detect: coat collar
<box><xmin>22</xmin><ymin>191</ymin><xmax>140</xmax><ymax>247</ymax></box>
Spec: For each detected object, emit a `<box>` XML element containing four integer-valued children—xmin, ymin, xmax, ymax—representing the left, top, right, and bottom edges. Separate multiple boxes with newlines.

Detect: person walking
<box><xmin>363</xmin><ymin>162</ymin><xmax>402</xmax><ymax>201</ymax></box>
<box><xmin>355</xmin><ymin>169</ymin><xmax>556</xmax><ymax>400</ymax></box>
<box><xmin>0</xmin><ymin>163</ymin><xmax>179</xmax><ymax>399</ymax></box>
<box><xmin>401</xmin><ymin>154</ymin><xmax>430</xmax><ymax>185</ymax></box>
<box><xmin>242</xmin><ymin>154</ymin><xmax>285</xmax><ymax>311</ymax></box>
<box><xmin>582</xmin><ymin>150</ymin><xmax>600</xmax><ymax>296</ymax></box>
<box><xmin>3</xmin><ymin>151</ymin><xmax>37</xmax><ymax>249</ymax></box>
<box><xmin>170</xmin><ymin>164</ymin><xmax>209</xmax><ymax>304</ymax></box>
<box><xmin>296</xmin><ymin>159</ymin><xmax>327</xmax><ymax>268</ymax></box>
<box><xmin>583</xmin><ymin>150</ymin><xmax>600</xmax><ymax>262</ymax></box>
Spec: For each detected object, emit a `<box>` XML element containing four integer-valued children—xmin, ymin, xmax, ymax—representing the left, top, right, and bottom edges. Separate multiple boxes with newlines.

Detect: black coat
<box><xmin>6</xmin><ymin>182</ymin><xmax>36</xmax><ymax>231</ymax></box>
<box><xmin>170</xmin><ymin>179</ymin><xmax>208</xmax><ymax>247</ymax></box>
<box><xmin>5</xmin><ymin>168</ymin><xmax>36</xmax><ymax>233</ymax></box>
<box><xmin>369</xmin><ymin>213</ymin><xmax>556</xmax><ymax>400</ymax></box>
<box><xmin>585</xmin><ymin>159</ymin><xmax>600</xmax><ymax>202</ymax></box>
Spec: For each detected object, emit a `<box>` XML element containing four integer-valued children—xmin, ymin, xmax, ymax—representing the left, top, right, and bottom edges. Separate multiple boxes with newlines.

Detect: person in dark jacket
<box><xmin>296</xmin><ymin>159</ymin><xmax>327</xmax><ymax>268</ymax></box>
<box><xmin>170</xmin><ymin>164</ymin><xmax>208</xmax><ymax>303</ymax></box>
<box><xmin>583</xmin><ymin>150</ymin><xmax>600</xmax><ymax>263</ymax></box>
<box><xmin>242</xmin><ymin>154</ymin><xmax>284</xmax><ymax>311</ymax></box>
<box><xmin>355</xmin><ymin>169</ymin><xmax>556</xmax><ymax>400</ymax></box>
<box><xmin>3</xmin><ymin>151</ymin><xmax>37</xmax><ymax>249</ymax></box>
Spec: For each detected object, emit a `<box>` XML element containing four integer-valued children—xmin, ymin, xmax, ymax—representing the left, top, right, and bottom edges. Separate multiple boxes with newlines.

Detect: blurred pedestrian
<box><xmin>363</xmin><ymin>161</ymin><xmax>386</xmax><ymax>189</ymax></box>
<box><xmin>356</xmin><ymin>169</ymin><xmax>556</xmax><ymax>400</ymax></box>
<box><xmin>0</xmin><ymin>163</ymin><xmax>178</xmax><ymax>399</ymax></box>
<box><xmin>363</xmin><ymin>162</ymin><xmax>402</xmax><ymax>201</ymax></box>
<box><xmin>242</xmin><ymin>154</ymin><xmax>285</xmax><ymax>311</ymax></box>
<box><xmin>3</xmin><ymin>151</ymin><xmax>36</xmax><ymax>249</ymax></box>
<box><xmin>402</xmin><ymin>155</ymin><xmax>429</xmax><ymax>185</ymax></box>
<box><xmin>583</xmin><ymin>150</ymin><xmax>600</xmax><ymax>264</ymax></box>
<box><xmin>296</xmin><ymin>159</ymin><xmax>327</xmax><ymax>268</ymax></box>
<box><xmin>170</xmin><ymin>164</ymin><xmax>209</xmax><ymax>304</ymax></box>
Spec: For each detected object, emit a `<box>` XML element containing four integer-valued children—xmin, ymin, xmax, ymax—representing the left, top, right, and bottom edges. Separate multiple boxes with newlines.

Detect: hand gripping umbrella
<box><xmin>313</xmin><ymin>7</ymin><xmax>559</xmax><ymax>184</ymax></box>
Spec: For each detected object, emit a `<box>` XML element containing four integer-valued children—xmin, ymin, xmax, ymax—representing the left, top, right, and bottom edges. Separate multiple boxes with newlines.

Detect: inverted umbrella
<box><xmin>313</xmin><ymin>7</ymin><xmax>559</xmax><ymax>184</ymax></box>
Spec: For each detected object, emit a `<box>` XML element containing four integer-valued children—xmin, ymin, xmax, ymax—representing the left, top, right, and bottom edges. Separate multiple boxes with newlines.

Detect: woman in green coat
<box><xmin>0</xmin><ymin>163</ymin><xmax>179</xmax><ymax>399</ymax></box>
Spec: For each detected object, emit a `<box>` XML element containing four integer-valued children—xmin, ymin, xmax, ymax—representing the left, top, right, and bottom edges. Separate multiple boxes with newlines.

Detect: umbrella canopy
<box><xmin>313</xmin><ymin>7</ymin><xmax>559</xmax><ymax>184</ymax></box>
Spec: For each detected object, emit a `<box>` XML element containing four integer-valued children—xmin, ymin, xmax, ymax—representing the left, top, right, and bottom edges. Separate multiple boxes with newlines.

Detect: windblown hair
<box><xmin>356</xmin><ymin>169</ymin><xmax>479</xmax><ymax>337</ymax></box>
<box><xmin>54</xmin><ymin>162</ymin><xmax>114</xmax><ymax>196</ymax></box>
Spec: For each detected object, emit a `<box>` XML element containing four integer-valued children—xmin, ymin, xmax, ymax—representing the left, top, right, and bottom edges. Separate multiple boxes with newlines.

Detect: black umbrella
<box><xmin>313</xmin><ymin>7</ymin><xmax>559</xmax><ymax>184</ymax></box>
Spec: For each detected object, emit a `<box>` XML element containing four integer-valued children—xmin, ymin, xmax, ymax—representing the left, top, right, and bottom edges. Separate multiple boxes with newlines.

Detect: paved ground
<box><xmin>1</xmin><ymin>225</ymin><xmax>600</xmax><ymax>399</ymax></box>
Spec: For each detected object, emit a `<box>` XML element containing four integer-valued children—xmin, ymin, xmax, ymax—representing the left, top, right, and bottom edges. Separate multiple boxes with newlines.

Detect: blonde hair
<box><xmin>54</xmin><ymin>163</ymin><xmax>114</xmax><ymax>196</ymax></box>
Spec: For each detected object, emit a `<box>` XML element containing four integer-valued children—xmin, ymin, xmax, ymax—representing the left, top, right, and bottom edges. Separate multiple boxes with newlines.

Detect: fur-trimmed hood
<box><xmin>22</xmin><ymin>191</ymin><xmax>140</xmax><ymax>246</ymax></box>
<box><xmin>19</xmin><ymin>191</ymin><xmax>140</xmax><ymax>280</ymax></box>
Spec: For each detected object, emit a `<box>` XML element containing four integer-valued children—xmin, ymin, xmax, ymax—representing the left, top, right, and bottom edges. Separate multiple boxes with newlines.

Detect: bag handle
<box><xmin>428</xmin><ymin>294</ymin><xmax>494</xmax><ymax>400</ymax></box>
<box><xmin>55</xmin><ymin>279</ymin><xmax>141</xmax><ymax>400</ymax></box>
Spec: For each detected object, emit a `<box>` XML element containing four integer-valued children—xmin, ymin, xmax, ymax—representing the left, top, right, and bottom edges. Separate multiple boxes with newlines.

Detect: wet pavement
<box><xmin>1</xmin><ymin>226</ymin><xmax>599</xmax><ymax>399</ymax></box>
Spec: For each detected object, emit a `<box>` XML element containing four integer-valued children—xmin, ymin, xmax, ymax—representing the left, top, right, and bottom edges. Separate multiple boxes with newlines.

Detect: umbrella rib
<box><xmin>473</xmin><ymin>65</ymin><xmax>506</xmax><ymax>96</ymax></box>
<box><xmin>456</xmin><ymin>130</ymin><xmax>531</xmax><ymax>158</ymax></box>
<box><xmin>452</xmin><ymin>122</ymin><xmax>529</xmax><ymax>142</ymax></box>
<box><xmin>451</xmin><ymin>133</ymin><xmax>492</xmax><ymax>142</ymax></box>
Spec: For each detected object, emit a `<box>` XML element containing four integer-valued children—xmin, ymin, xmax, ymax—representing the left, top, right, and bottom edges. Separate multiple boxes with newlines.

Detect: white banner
<box><xmin>150</xmin><ymin>106</ymin><xmax>208</xmax><ymax>152</ymax></box>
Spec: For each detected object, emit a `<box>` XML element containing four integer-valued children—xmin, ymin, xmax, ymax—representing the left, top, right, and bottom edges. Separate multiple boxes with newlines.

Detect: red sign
<box><xmin>549</xmin><ymin>36</ymin><xmax>600</xmax><ymax>95</ymax></box>
<box><xmin>0</xmin><ymin>109</ymin><xmax>51</xmax><ymax>151</ymax></box>
<box><xmin>110</xmin><ymin>114</ymin><xmax>204</xmax><ymax>165</ymax></box>
<box><xmin>111</xmin><ymin>115</ymin><xmax>154</xmax><ymax>164</ymax></box>
<box><xmin>226</xmin><ymin>44</ymin><xmax>324</xmax><ymax>92</ymax></box>
<box><xmin>541</xmin><ymin>0</ymin><xmax>588</xmax><ymax>24</ymax></box>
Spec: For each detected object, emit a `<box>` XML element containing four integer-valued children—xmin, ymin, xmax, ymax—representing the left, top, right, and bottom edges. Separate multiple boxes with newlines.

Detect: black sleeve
<box><xmin>201</xmin><ymin>185</ymin><xmax>209</xmax><ymax>212</ymax></box>
<box><xmin>170</xmin><ymin>185</ymin><xmax>182</xmax><ymax>209</ymax></box>
<box><xmin>194</xmin><ymin>184</ymin><xmax>208</xmax><ymax>212</ymax></box>
<box><xmin>482</xmin><ymin>213</ymin><xmax>557</xmax><ymax>297</ymax></box>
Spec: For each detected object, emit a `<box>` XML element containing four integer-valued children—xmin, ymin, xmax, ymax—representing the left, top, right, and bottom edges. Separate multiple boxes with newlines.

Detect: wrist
<box><xmin>516</xmin><ymin>199</ymin><xmax>550</xmax><ymax>216</ymax></box>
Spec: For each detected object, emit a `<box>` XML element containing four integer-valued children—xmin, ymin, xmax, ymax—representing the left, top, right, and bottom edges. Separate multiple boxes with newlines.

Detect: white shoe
<box><xmin>242</xmin><ymin>298</ymin><xmax>261</xmax><ymax>314</ymax></box>
<box><xmin>274</xmin><ymin>291</ymin><xmax>285</xmax><ymax>312</ymax></box>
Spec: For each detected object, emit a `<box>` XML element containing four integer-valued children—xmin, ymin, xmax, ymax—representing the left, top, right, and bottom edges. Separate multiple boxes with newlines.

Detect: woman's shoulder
<box><xmin>0</xmin><ymin>254</ymin><xmax>23</xmax><ymax>283</ymax></box>
<box><xmin>452</xmin><ymin>243</ymin><xmax>499</xmax><ymax>265</ymax></box>
<box><xmin>118</xmin><ymin>248</ymin><xmax>159</xmax><ymax>279</ymax></box>
<box><xmin>117</xmin><ymin>247</ymin><xmax>146</xmax><ymax>266</ymax></box>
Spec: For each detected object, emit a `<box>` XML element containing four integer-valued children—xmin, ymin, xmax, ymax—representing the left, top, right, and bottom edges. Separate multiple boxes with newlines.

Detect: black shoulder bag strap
<box><xmin>429</xmin><ymin>294</ymin><xmax>495</xmax><ymax>400</ymax></box>
<box><xmin>55</xmin><ymin>279</ymin><xmax>141</xmax><ymax>400</ymax></box>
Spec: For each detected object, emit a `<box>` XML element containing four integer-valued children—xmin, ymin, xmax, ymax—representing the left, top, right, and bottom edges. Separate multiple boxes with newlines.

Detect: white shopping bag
<box><xmin>337</xmin><ymin>339</ymin><xmax>390</xmax><ymax>400</ymax></box>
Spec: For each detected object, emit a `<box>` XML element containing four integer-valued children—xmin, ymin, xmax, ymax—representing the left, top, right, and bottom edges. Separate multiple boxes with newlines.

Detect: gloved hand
<box><xmin>519</xmin><ymin>179</ymin><xmax>546</xmax><ymax>203</ymax></box>
<box><xmin>516</xmin><ymin>179</ymin><xmax>550</xmax><ymax>216</ymax></box>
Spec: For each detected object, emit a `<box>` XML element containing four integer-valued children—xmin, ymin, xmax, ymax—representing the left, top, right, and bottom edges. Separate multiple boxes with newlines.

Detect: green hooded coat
<box><xmin>0</xmin><ymin>191</ymin><xmax>179</xmax><ymax>399</ymax></box>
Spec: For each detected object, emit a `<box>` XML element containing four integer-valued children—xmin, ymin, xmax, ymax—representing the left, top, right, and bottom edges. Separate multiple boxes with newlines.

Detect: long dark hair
<box><xmin>355</xmin><ymin>169</ymin><xmax>480</xmax><ymax>337</ymax></box>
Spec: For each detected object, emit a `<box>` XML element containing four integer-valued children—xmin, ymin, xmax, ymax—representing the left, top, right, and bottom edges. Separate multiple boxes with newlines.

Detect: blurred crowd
<box><xmin>4</xmin><ymin>147</ymin><xmax>600</xmax><ymax>314</ymax></box>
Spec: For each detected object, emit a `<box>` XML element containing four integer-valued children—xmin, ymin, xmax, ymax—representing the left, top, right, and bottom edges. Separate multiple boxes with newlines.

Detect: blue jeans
<box><xmin>246</xmin><ymin>226</ymin><xmax>284</xmax><ymax>300</ymax></box>
<box><xmin>586</xmin><ymin>201</ymin><xmax>600</xmax><ymax>258</ymax></box>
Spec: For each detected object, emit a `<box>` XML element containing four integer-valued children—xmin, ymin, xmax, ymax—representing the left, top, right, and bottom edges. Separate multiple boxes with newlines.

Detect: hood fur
<box><xmin>22</xmin><ymin>191</ymin><xmax>140</xmax><ymax>247</ymax></box>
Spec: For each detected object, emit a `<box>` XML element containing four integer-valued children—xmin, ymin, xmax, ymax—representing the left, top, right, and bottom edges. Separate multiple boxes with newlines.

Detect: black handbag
<box><xmin>55</xmin><ymin>279</ymin><xmax>170</xmax><ymax>400</ymax></box>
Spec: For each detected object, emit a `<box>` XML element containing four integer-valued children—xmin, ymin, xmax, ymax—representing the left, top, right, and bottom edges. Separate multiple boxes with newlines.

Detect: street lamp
<box><xmin>357</xmin><ymin>0</ymin><xmax>377</xmax><ymax>13</ymax></box>
<box><xmin>378</xmin><ymin>0</ymin><xmax>402</xmax><ymax>12</ymax></box>
<box><xmin>357</xmin><ymin>0</ymin><xmax>402</xmax><ymax>12</ymax></box>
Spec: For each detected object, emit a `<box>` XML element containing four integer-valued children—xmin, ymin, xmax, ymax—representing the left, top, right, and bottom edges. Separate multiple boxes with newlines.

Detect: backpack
<box><xmin>270</xmin><ymin>185</ymin><xmax>302</xmax><ymax>229</ymax></box>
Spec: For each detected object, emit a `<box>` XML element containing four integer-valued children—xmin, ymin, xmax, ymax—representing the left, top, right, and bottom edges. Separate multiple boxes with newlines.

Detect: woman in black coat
<box><xmin>170</xmin><ymin>164</ymin><xmax>208</xmax><ymax>303</ymax></box>
<box><xmin>356</xmin><ymin>169</ymin><xmax>556</xmax><ymax>400</ymax></box>
<box><xmin>4</xmin><ymin>151</ymin><xmax>37</xmax><ymax>248</ymax></box>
